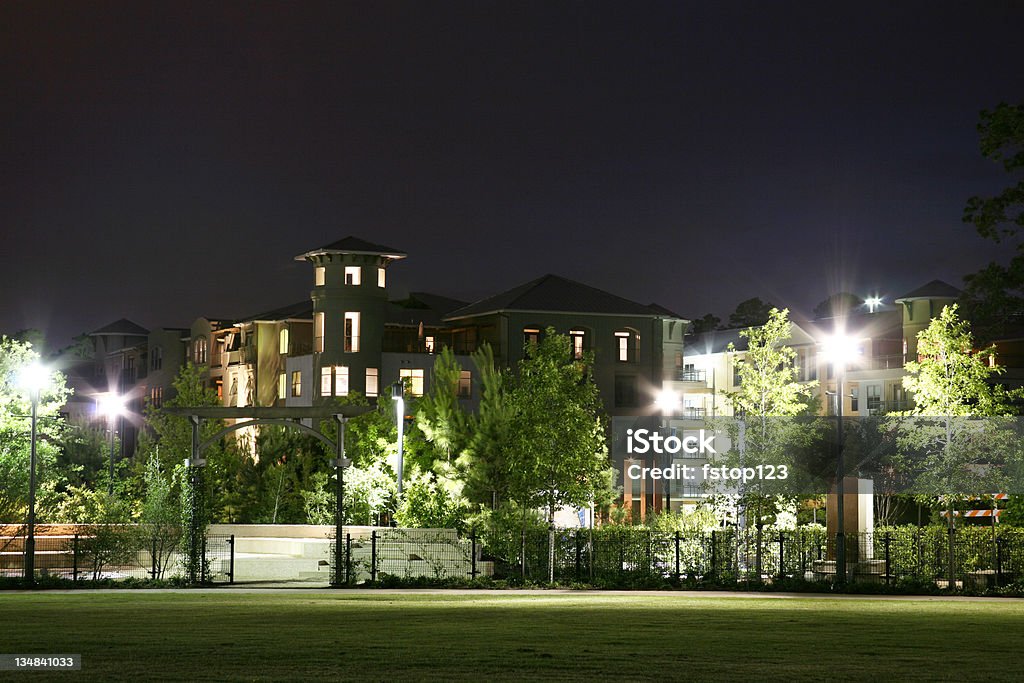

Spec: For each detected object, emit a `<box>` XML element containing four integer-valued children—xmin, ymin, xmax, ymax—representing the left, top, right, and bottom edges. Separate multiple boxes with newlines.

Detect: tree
<box><xmin>0</xmin><ymin>336</ymin><xmax>71</xmax><ymax>523</ymax></box>
<box><xmin>457</xmin><ymin>343</ymin><xmax>516</xmax><ymax>509</ymax></box>
<box><xmin>689</xmin><ymin>313</ymin><xmax>721</xmax><ymax>334</ymax></box>
<box><xmin>727</xmin><ymin>297</ymin><xmax>775</xmax><ymax>329</ymax></box>
<box><xmin>505</xmin><ymin>330</ymin><xmax>613</xmax><ymax>527</ymax></box>
<box><xmin>897</xmin><ymin>304</ymin><xmax>1024</xmax><ymax>583</ymax></box>
<box><xmin>962</xmin><ymin>102</ymin><xmax>1024</xmax><ymax>342</ymax></box>
<box><xmin>724</xmin><ymin>308</ymin><xmax>819</xmax><ymax>576</ymax></box>
<box><xmin>812</xmin><ymin>292</ymin><xmax>863</xmax><ymax>320</ymax></box>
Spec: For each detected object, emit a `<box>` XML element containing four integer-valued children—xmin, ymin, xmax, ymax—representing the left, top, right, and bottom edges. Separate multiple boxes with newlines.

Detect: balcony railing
<box><xmin>867</xmin><ymin>400</ymin><xmax>911</xmax><ymax>416</ymax></box>
<box><xmin>676</xmin><ymin>369</ymin><xmax>707</xmax><ymax>383</ymax></box>
<box><xmin>682</xmin><ymin>407</ymin><xmax>706</xmax><ymax>419</ymax></box>
<box><xmin>860</xmin><ymin>354</ymin><xmax>904</xmax><ymax>371</ymax></box>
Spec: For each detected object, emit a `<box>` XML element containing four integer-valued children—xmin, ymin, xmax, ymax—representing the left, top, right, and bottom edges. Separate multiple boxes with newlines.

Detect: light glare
<box><xmin>654</xmin><ymin>388</ymin><xmax>681</xmax><ymax>415</ymax></box>
<box><xmin>96</xmin><ymin>392</ymin><xmax>126</xmax><ymax>418</ymax></box>
<box><xmin>17</xmin><ymin>363</ymin><xmax>50</xmax><ymax>393</ymax></box>
<box><xmin>821</xmin><ymin>334</ymin><xmax>862</xmax><ymax>365</ymax></box>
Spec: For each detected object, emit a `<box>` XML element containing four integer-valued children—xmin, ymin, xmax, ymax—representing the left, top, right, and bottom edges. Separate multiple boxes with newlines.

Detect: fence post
<box><xmin>72</xmin><ymin>533</ymin><xmax>79</xmax><ymax>582</ymax></box>
<box><xmin>370</xmin><ymin>530</ymin><xmax>378</xmax><ymax>583</ymax></box>
<box><xmin>202</xmin><ymin>534</ymin><xmax>208</xmax><ymax>584</ymax></box>
<box><xmin>520</xmin><ymin>528</ymin><xmax>526</xmax><ymax>579</ymax></box>
<box><xmin>619</xmin><ymin>534</ymin><xmax>625</xmax><ymax>577</ymax></box>
<box><xmin>778</xmin><ymin>531</ymin><xmax>785</xmax><ymax>580</ymax></box>
<box><xmin>674</xmin><ymin>531</ymin><xmax>681</xmax><ymax>581</ymax></box>
<box><xmin>574</xmin><ymin>530</ymin><xmax>581</xmax><ymax>581</ymax></box>
<box><xmin>947</xmin><ymin>525</ymin><xmax>956</xmax><ymax>590</ymax></box>
<box><xmin>345</xmin><ymin>534</ymin><xmax>352</xmax><ymax>586</ymax></box>
<box><xmin>151</xmin><ymin>536</ymin><xmax>158</xmax><ymax>579</ymax></box>
<box><xmin>710</xmin><ymin>530</ymin><xmax>717</xmax><ymax>577</ymax></box>
<box><xmin>471</xmin><ymin>531</ymin><xmax>479</xmax><ymax>580</ymax></box>
<box><xmin>884</xmin><ymin>532</ymin><xmax>891</xmax><ymax>585</ymax></box>
<box><xmin>228</xmin><ymin>534</ymin><xmax>235</xmax><ymax>584</ymax></box>
<box><xmin>996</xmin><ymin>537</ymin><xmax>1004</xmax><ymax>586</ymax></box>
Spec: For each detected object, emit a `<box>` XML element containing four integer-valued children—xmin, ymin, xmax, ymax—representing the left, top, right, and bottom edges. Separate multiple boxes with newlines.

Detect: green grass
<box><xmin>2</xmin><ymin>590</ymin><xmax>1023</xmax><ymax>681</ymax></box>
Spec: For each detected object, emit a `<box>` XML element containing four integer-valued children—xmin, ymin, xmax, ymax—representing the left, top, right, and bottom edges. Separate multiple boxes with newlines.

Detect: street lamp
<box><xmin>820</xmin><ymin>332</ymin><xmax>861</xmax><ymax>584</ymax></box>
<box><xmin>655</xmin><ymin>388</ymin><xmax>681</xmax><ymax>513</ymax></box>
<box><xmin>391</xmin><ymin>381</ymin><xmax>405</xmax><ymax>496</ymax></box>
<box><xmin>96</xmin><ymin>392</ymin><xmax>126</xmax><ymax>495</ymax></box>
<box><xmin>17</xmin><ymin>362</ymin><xmax>51</xmax><ymax>585</ymax></box>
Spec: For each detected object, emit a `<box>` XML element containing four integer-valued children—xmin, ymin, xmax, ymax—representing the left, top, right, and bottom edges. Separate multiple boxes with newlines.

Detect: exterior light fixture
<box><xmin>17</xmin><ymin>362</ymin><xmax>51</xmax><ymax>585</ymax></box>
<box><xmin>96</xmin><ymin>392</ymin><xmax>127</xmax><ymax>495</ymax></box>
<box><xmin>865</xmin><ymin>296</ymin><xmax>883</xmax><ymax>313</ymax></box>
<box><xmin>654</xmin><ymin>387</ymin><xmax>681</xmax><ymax>416</ymax></box>
<box><xmin>391</xmin><ymin>381</ymin><xmax>405</xmax><ymax>496</ymax></box>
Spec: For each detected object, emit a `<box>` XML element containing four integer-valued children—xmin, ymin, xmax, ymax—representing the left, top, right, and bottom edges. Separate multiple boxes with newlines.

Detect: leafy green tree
<box><xmin>962</xmin><ymin>102</ymin><xmax>1024</xmax><ymax>342</ymax></box>
<box><xmin>897</xmin><ymin>304</ymin><xmax>1024</xmax><ymax>581</ymax></box>
<box><xmin>727</xmin><ymin>297</ymin><xmax>775</xmax><ymax>329</ymax></box>
<box><xmin>457</xmin><ymin>343</ymin><xmax>515</xmax><ymax>509</ymax></box>
<box><xmin>724</xmin><ymin>308</ymin><xmax>819</xmax><ymax>575</ymax></box>
<box><xmin>138</xmin><ymin>453</ymin><xmax>181</xmax><ymax>579</ymax></box>
<box><xmin>505</xmin><ymin>329</ymin><xmax>613</xmax><ymax>528</ymax></box>
<box><xmin>0</xmin><ymin>336</ymin><xmax>70</xmax><ymax>523</ymax></box>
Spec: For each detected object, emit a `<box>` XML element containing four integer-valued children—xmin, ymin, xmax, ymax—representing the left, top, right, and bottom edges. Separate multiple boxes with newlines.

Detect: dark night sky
<box><xmin>1</xmin><ymin>2</ymin><xmax>1021</xmax><ymax>350</ymax></box>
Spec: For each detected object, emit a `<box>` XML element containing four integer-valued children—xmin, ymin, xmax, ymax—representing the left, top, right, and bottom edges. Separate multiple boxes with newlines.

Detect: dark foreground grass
<box><xmin>2</xmin><ymin>591</ymin><xmax>1022</xmax><ymax>682</ymax></box>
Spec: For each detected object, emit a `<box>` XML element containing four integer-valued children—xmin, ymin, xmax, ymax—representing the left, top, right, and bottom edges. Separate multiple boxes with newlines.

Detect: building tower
<box><xmin>894</xmin><ymin>280</ymin><xmax>961</xmax><ymax>361</ymax></box>
<box><xmin>294</xmin><ymin>237</ymin><xmax>407</xmax><ymax>401</ymax></box>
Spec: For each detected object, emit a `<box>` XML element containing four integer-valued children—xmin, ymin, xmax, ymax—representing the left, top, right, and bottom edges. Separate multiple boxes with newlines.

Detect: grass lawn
<box><xmin>2</xmin><ymin>590</ymin><xmax>1022</xmax><ymax>681</ymax></box>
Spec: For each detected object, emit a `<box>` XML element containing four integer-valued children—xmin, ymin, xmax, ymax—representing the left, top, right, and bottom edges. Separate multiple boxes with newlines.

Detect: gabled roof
<box><xmin>294</xmin><ymin>236</ymin><xmax>406</xmax><ymax>261</ymax></box>
<box><xmin>88</xmin><ymin>319</ymin><xmax>149</xmax><ymax>337</ymax></box>
<box><xmin>444</xmin><ymin>274</ymin><xmax>664</xmax><ymax>320</ymax></box>
<box><xmin>387</xmin><ymin>292</ymin><xmax>470</xmax><ymax>327</ymax></box>
<box><xmin>647</xmin><ymin>302</ymin><xmax>686</xmax><ymax>319</ymax></box>
<box><xmin>895</xmin><ymin>279</ymin><xmax>961</xmax><ymax>301</ymax></box>
<box><xmin>239</xmin><ymin>300</ymin><xmax>314</xmax><ymax>323</ymax></box>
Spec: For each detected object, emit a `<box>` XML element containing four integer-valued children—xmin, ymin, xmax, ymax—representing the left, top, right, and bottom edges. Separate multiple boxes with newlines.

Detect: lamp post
<box><xmin>391</xmin><ymin>381</ymin><xmax>405</xmax><ymax>496</ymax></box>
<box><xmin>96</xmin><ymin>392</ymin><xmax>126</xmax><ymax>495</ymax></box>
<box><xmin>821</xmin><ymin>333</ymin><xmax>861</xmax><ymax>584</ymax></box>
<box><xmin>17</xmin><ymin>362</ymin><xmax>50</xmax><ymax>585</ymax></box>
<box><xmin>655</xmin><ymin>388</ymin><xmax>681</xmax><ymax>513</ymax></box>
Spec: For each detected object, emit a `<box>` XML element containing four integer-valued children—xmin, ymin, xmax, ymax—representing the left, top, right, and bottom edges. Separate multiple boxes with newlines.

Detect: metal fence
<box><xmin>330</xmin><ymin>528</ymin><xmax>481</xmax><ymax>586</ymax></box>
<box><xmin>1</xmin><ymin>528</ymin><xmax>235</xmax><ymax>584</ymax></box>
<box><xmin>478</xmin><ymin>525</ymin><xmax>1024</xmax><ymax>588</ymax></box>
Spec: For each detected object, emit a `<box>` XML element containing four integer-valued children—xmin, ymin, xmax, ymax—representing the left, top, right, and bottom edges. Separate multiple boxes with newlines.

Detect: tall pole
<box><xmin>392</xmin><ymin>382</ymin><xmax>405</xmax><ymax>496</ymax></box>
<box><xmin>334</xmin><ymin>416</ymin><xmax>346</xmax><ymax>586</ymax></box>
<box><xmin>107</xmin><ymin>415</ymin><xmax>116</xmax><ymax>495</ymax></box>
<box><xmin>25</xmin><ymin>392</ymin><xmax>38</xmax><ymax>585</ymax></box>
<box><xmin>835</xmin><ymin>366</ymin><xmax>846</xmax><ymax>585</ymax></box>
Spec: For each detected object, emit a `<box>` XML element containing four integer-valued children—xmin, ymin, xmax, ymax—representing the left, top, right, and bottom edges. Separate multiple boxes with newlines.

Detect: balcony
<box><xmin>676</xmin><ymin>369</ymin><xmax>707</xmax><ymax>383</ymax></box>
<box><xmin>860</xmin><ymin>354</ymin><xmax>904</xmax><ymax>371</ymax></box>
<box><xmin>682</xmin><ymin>407</ymin><xmax>706</xmax><ymax>419</ymax></box>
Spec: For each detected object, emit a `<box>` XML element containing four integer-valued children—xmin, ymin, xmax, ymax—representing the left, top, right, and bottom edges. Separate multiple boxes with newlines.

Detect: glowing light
<box><xmin>96</xmin><ymin>392</ymin><xmax>126</xmax><ymax>419</ymax></box>
<box><xmin>865</xmin><ymin>296</ymin><xmax>883</xmax><ymax>313</ymax></box>
<box><xmin>654</xmin><ymin>388</ymin><xmax>681</xmax><ymax>415</ymax></box>
<box><xmin>821</xmin><ymin>334</ymin><xmax>862</xmax><ymax>366</ymax></box>
<box><xmin>17</xmin><ymin>363</ymin><xmax>51</xmax><ymax>394</ymax></box>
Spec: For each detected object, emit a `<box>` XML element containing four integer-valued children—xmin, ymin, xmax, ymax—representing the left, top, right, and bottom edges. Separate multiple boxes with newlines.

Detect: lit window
<box><xmin>315</xmin><ymin>266</ymin><xmax>325</xmax><ymax>286</ymax></box>
<box><xmin>279</xmin><ymin>327</ymin><xmax>289</xmax><ymax>355</ymax></box>
<box><xmin>569</xmin><ymin>330</ymin><xmax>585</xmax><ymax>360</ymax></box>
<box><xmin>150</xmin><ymin>386</ymin><xmax>163</xmax><ymax>408</ymax></box>
<box><xmin>278</xmin><ymin>373</ymin><xmax>287</xmax><ymax>400</ymax></box>
<box><xmin>291</xmin><ymin>371</ymin><xmax>302</xmax><ymax>397</ymax></box>
<box><xmin>378</xmin><ymin>267</ymin><xmax>386</xmax><ymax>288</ymax></box>
<box><xmin>345</xmin><ymin>266</ymin><xmax>361</xmax><ymax>285</ymax></box>
<box><xmin>314</xmin><ymin>312</ymin><xmax>324</xmax><ymax>353</ymax></box>
<box><xmin>425</xmin><ymin>336</ymin><xmax>435</xmax><ymax>353</ymax></box>
<box><xmin>366</xmin><ymin>368</ymin><xmax>379</xmax><ymax>397</ymax></box>
<box><xmin>321</xmin><ymin>365</ymin><xmax>350</xmax><ymax>397</ymax></box>
<box><xmin>458</xmin><ymin>370</ymin><xmax>472</xmax><ymax>398</ymax></box>
<box><xmin>344</xmin><ymin>312</ymin><xmax>360</xmax><ymax>352</ymax></box>
<box><xmin>400</xmin><ymin>368</ymin><xmax>425</xmax><ymax>397</ymax></box>
<box><xmin>614</xmin><ymin>331</ymin><xmax>635</xmax><ymax>362</ymax></box>
<box><xmin>523</xmin><ymin>328</ymin><xmax>540</xmax><ymax>349</ymax></box>
<box><xmin>193</xmin><ymin>337</ymin><xmax>208</xmax><ymax>364</ymax></box>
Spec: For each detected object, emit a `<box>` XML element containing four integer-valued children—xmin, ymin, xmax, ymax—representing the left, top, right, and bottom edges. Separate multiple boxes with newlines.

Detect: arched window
<box><xmin>614</xmin><ymin>329</ymin><xmax>639</xmax><ymax>363</ymax></box>
<box><xmin>193</xmin><ymin>337</ymin><xmax>208</xmax><ymax>365</ymax></box>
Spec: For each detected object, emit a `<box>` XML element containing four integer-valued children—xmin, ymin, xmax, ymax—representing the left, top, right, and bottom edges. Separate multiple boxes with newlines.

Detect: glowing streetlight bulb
<box><xmin>865</xmin><ymin>296</ymin><xmax>883</xmax><ymax>313</ymax></box>
<box><xmin>17</xmin><ymin>363</ymin><xmax>50</xmax><ymax>395</ymax></box>
<box><xmin>821</xmin><ymin>334</ymin><xmax>861</xmax><ymax>367</ymax></box>
<box><xmin>96</xmin><ymin>392</ymin><xmax>126</xmax><ymax>419</ymax></box>
<box><xmin>654</xmin><ymin>388</ymin><xmax>681</xmax><ymax>415</ymax></box>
